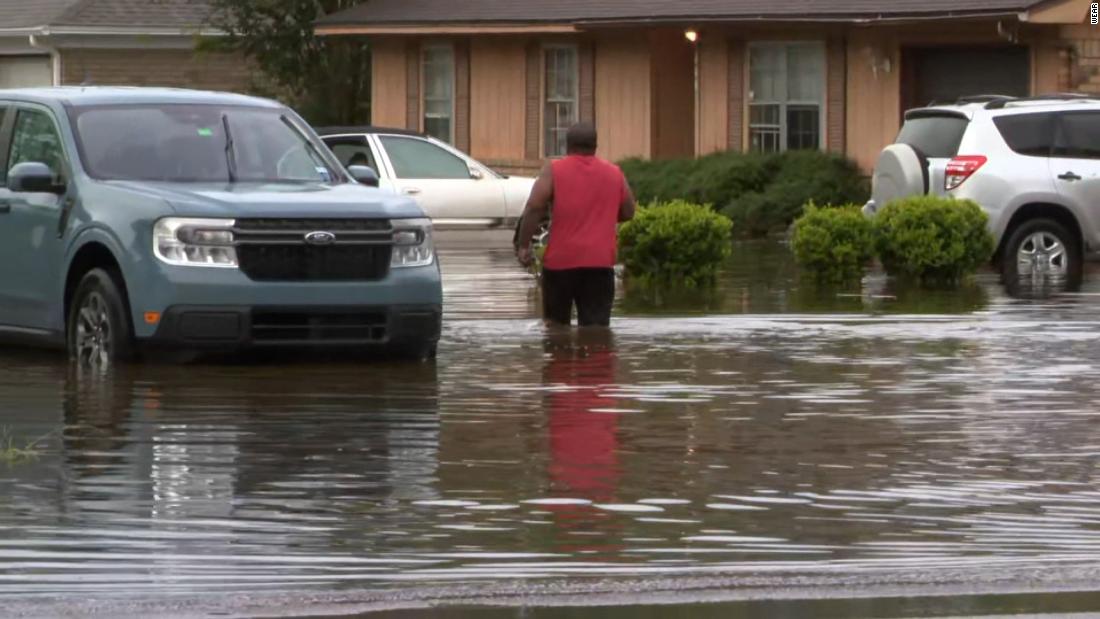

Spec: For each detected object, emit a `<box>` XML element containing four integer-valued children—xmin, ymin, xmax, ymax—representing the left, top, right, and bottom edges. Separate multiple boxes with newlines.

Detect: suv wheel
<box><xmin>1002</xmin><ymin>218</ymin><xmax>1082</xmax><ymax>287</ymax></box>
<box><xmin>68</xmin><ymin>269</ymin><xmax>134</xmax><ymax>369</ymax></box>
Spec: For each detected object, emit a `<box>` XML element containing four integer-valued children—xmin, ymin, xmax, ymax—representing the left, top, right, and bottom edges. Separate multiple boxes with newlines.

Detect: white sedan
<box><xmin>318</xmin><ymin>127</ymin><xmax>535</xmax><ymax>228</ymax></box>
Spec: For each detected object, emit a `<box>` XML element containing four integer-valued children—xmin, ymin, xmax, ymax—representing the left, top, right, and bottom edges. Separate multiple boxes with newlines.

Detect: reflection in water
<box><xmin>545</xmin><ymin>328</ymin><xmax>620</xmax><ymax>502</ymax></box>
<box><xmin>3</xmin><ymin>243</ymin><xmax>1100</xmax><ymax>616</ymax></box>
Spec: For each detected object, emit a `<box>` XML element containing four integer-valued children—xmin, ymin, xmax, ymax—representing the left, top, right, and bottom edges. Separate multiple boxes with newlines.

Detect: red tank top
<box><xmin>542</xmin><ymin>155</ymin><xmax>625</xmax><ymax>270</ymax></box>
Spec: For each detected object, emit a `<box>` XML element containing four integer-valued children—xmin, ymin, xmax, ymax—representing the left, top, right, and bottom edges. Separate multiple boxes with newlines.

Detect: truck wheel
<box><xmin>67</xmin><ymin>269</ymin><xmax>135</xmax><ymax>369</ymax></box>
<box><xmin>1001</xmin><ymin>218</ymin><xmax>1082</xmax><ymax>288</ymax></box>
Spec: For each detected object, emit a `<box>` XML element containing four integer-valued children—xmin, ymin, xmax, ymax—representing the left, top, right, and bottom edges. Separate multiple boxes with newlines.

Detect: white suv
<box><xmin>864</xmin><ymin>94</ymin><xmax>1100</xmax><ymax>285</ymax></box>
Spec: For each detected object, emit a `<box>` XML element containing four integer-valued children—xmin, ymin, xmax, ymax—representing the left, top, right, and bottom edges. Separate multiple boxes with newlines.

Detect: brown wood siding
<box><xmin>470</xmin><ymin>38</ymin><xmax>527</xmax><ymax>160</ymax></box>
<box><xmin>405</xmin><ymin>40</ymin><xmax>421</xmax><ymax>131</ymax></box>
<box><xmin>579</xmin><ymin>40</ymin><xmax>596</xmax><ymax>123</ymax></box>
<box><xmin>595</xmin><ymin>36</ymin><xmax>652</xmax><ymax>161</ymax></box>
<box><xmin>454</xmin><ymin>40</ymin><xmax>471</xmax><ymax>151</ymax></box>
<box><xmin>1058</xmin><ymin>24</ymin><xmax>1100</xmax><ymax>94</ymax></box>
<box><xmin>697</xmin><ymin>35</ymin><xmax>729</xmax><ymax>155</ymax></box>
<box><xmin>60</xmin><ymin>48</ymin><xmax>250</xmax><ymax>92</ymax></box>
<box><xmin>1032</xmin><ymin>40</ymin><xmax>1066</xmax><ymax>94</ymax></box>
<box><xmin>826</xmin><ymin>37</ymin><xmax>847</xmax><ymax>154</ymax></box>
<box><xmin>845</xmin><ymin>31</ymin><xmax>901</xmax><ymax>171</ymax></box>
<box><xmin>727</xmin><ymin>39</ymin><xmax>746</xmax><ymax>152</ymax></box>
<box><xmin>370</xmin><ymin>39</ymin><xmax>408</xmax><ymax>127</ymax></box>
<box><xmin>650</xmin><ymin>30</ymin><xmax>696</xmax><ymax>160</ymax></box>
<box><xmin>525</xmin><ymin>42</ymin><xmax>541</xmax><ymax>160</ymax></box>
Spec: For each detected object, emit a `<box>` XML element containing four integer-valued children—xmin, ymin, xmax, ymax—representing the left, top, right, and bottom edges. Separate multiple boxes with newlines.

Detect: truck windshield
<box><xmin>72</xmin><ymin>104</ymin><xmax>342</xmax><ymax>184</ymax></box>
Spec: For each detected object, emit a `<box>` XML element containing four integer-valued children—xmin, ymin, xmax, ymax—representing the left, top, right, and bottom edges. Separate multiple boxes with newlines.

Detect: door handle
<box><xmin>0</xmin><ymin>200</ymin><xmax>11</xmax><ymax>214</ymax></box>
<box><xmin>1058</xmin><ymin>171</ymin><xmax>1082</xmax><ymax>182</ymax></box>
<box><xmin>403</xmin><ymin>187</ymin><xmax>422</xmax><ymax>195</ymax></box>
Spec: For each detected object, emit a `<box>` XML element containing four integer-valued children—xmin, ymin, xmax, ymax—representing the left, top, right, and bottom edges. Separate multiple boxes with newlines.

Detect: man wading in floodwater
<box><xmin>515</xmin><ymin>123</ymin><xmax>636</xmax><ymax>327</ymax></box>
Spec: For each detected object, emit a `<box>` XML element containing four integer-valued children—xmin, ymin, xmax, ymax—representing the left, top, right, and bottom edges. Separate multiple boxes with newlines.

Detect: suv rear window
<box><xmin>896</xmin><ymin>114</ymin><xmax>968</xmax><ymax>158</ymax></box>
<box><xmin>993</xmin><ymin>113</ymin><xmax>1055</xmax><ymax>157</ymax></box>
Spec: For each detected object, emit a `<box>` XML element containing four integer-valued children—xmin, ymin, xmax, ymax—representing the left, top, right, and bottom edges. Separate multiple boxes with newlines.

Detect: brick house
<box><xmin>0</xmin><ymin>0</ymin><xmax>249</xmax><ymax>93</ymax></box>
<box><xmin>317</xmin><ymin>0</ymin><xmax>1100</xmax><ymax>174</ymax></box>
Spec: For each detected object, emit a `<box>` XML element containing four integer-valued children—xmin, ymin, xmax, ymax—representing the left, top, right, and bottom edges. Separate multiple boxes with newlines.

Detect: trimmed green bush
<box><xmin>620</xmin><ymin>150</ymin><xmax>867</xmax><ymax>238</ymax></box>
<box><xmin>724</xmin><ymin>151</ymin><xmax>869</xmax><ymax>236</ymax></box>
<box><xmin>791</xmin><ymin>203</ymin><xmax>875</xmax><ymax>283</ymax></box>
<box><xmin>874</xmin><ymin>196</ymin><xmax>995</xmax><ymax>283</ymax></box>
<box><xmin>619</xmin><ymin>200</ymin><xmax>734</xmax><ymax>288</ymax></box>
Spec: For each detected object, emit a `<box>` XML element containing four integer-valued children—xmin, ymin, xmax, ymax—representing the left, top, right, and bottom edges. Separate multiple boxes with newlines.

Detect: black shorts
<box><xmin>541</xmin><ymin>268</ymin><xmax>615</xmax><ymax>327</ymax></box>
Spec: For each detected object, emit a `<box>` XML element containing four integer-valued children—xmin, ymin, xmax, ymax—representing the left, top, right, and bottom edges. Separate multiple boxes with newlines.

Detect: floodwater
<box><xmin>6</xmin><ymin>239</ymin><xmax>1100</xmax><ymax>618</ymax></box>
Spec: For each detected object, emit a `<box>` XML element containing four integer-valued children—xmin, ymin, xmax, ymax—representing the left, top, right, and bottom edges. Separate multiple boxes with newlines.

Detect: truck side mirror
<box><xmin>9</xmin><ymin>162</ymin><xmax>63</xmax><ymax>194</ymax></box>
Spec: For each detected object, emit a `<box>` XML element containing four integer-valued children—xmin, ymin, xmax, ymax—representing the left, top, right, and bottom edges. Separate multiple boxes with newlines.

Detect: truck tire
<box><xmin>67</xmin><ymin>268</ymin><xmax>135</xmax><ymax>369</ymax></box>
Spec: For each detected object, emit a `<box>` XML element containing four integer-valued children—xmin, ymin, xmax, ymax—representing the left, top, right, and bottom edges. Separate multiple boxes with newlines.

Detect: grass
<box><xmin>0</xmin><ymin>427</ymin><xmax>52</xmax><ymax>465</ymax></box>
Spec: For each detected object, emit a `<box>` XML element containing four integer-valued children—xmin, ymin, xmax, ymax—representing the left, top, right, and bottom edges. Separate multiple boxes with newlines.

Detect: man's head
<box><xmin>566</xmin><ymin>122</ymin><xmax>598</xmax><ymax>156</ymax></box>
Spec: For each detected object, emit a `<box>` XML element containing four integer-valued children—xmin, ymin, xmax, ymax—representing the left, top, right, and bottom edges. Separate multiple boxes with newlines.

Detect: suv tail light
<box><xmin>945</xmin><ymin>155</ymin><xmax>987</xmax><ymax>191</ymax></box>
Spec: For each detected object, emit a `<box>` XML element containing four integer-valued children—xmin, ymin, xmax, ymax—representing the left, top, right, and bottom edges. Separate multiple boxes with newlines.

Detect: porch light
<box><xmin>684</xmin><ymin>29</ymin><xmax>698</xmax><ymax>43</ymax></box>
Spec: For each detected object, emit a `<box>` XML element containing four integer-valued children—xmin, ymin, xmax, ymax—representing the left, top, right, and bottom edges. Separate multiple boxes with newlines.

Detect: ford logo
<box><xmin>304</xmin><ymin>231</ymin><xmax>336</xmax><ymax>246</ymax></box>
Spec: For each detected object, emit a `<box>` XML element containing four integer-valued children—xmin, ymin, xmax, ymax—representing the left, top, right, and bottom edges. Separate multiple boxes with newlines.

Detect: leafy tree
<box><xmin>206</xmin><ymin>0</ymin><xmax>371</xmax><ymax>126</ymax></box>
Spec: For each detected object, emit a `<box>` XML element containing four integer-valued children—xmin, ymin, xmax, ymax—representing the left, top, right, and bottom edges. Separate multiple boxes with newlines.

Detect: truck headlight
<box><xmin>154</xmin><ymin>218</ymin><xmax>238</xmax><ymax>267</ymax></box>
<box><xmin>391</xmin><ymin>218</ymin><xmax>434</xmax><ymax>268</ymax></box>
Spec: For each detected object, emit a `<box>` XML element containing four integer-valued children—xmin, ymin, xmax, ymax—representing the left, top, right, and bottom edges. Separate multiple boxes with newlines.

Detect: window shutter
<box><xmin>455</xmin><ymin>40</ymin><xmax>471</xmax><ymax>152</ymax></box>
<box><xmin>406</xmin><ymin>41</ymin><xmax>421</xmax><ymax>132</ymax></box>
<box><xmin>579</xmin><ymin>41</ymin><xmax>595</xmax><ymax>124</ymax></box>
<box><xmin>728</xmin><ymin>39</ymin><xmax>746</xmax><ymax>152</ymax></box>
<box><xmin>525</xmin><ymin>42</ymin><xmax>541</xmax><ymax>161</ymax></box>
<box><xmin>827</xmin><ymin>36</ymin><xmax>847</xmax><ymax>154</ymax></box>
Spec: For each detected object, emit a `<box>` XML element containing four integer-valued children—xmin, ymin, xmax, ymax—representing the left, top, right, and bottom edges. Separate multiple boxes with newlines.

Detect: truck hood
<box><xmin>105</xmin><ymin>181</ymin><xmax>426</xmax><ymax>219</ymax></box>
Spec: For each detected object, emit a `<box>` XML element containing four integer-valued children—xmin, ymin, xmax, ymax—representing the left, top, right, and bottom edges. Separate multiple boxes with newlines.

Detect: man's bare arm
<box><xmin>618</xmin><ymin>178</ymin><xmax>637</xmax><ymax>223</ymax></box>
<box><xmin>516</xmin><ymin>163</ymin><xmax>554</xmax><ymax>250</ymax></box>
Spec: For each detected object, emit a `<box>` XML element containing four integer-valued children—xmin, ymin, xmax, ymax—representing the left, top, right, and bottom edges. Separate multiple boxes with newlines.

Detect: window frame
<box><xmin>378</xmin><ymin>134</ymin><xmax>473</xmax><ymax>180</ymax></box>
<box><xmin>541</xmin><ymin>43</ymin><xmax>580</xmax><ymax>159</ymax></box>
<box><xmin>323</xmin><ymin>134</ymin><xmax>381</xmax><ymax>175</ymax></box>
<box><xmin>0</xmin><ymin>104</ymin><xmax>13</xmax><ymax>186</ymax></box>
<box><xmin>992</xmin><ymin>112</ymin><xmax>1055</xmax><ymax>159</ymax></box>
<box><xmin>747</xmin><ymin>41</ymin><xmax>827</xmax><ymax>154</ymax></box>
<box><xmin>420</xmin><ymin>43</ymin><xmax>456</xmax><ymax>145</ymax></box>
<box><xmin>1052</xmin><ymin>111</ymin><xmax>1100</xmax><ymax>161</ymax></box>
<box><xmin>5</xmin><ymin>103</ymin><xmax>70</xmax><ymax>188</ymax></box>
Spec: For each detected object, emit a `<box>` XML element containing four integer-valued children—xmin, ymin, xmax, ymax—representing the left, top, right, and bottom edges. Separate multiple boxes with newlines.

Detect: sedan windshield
<box><xmin>72</xmin><ymin>104</ymin><xmax>342</xmax><ymax>184</ymax></box>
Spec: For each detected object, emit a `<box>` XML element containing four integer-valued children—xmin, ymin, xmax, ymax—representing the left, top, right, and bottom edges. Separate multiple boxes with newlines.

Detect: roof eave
<box><xmin>316</xmin><ymin>9</ymin><xmax>1034</xmax><ymax>35</ymax></box>
<box><xmin>43</xmin><ymin>26</ymin><xmax>224</xmax><ymax>37</ymax></box>
<box><xmin>575</xmin><ymin>9</ymin><xmax>1028</xmax><ymax>25</ymax></box>
<box><xmin>316</xmin><ymin>23</ymin><xmax>578</xmax><ymax>35</ymax></box>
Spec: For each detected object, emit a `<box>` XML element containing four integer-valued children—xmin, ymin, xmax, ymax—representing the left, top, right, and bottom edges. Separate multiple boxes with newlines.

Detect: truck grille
<box><xmin>251</xmin><ymin>309</ymin><xmax>388</xmax><ymax>344</ymax></box>
<box><xmin>233</xmin><ymin>219</ymin><xmax>393</xmax><ymax>282</ymax></box>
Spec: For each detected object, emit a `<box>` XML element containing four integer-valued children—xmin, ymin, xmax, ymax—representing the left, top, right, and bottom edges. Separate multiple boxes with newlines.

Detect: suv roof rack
<box><xmin>984</xmin><ymin>93</ymin><xmax>1097</xmax><ymax>109</ymax></box>
<box><xmin>925</xmin><ymin>94</ymin><xmax>1013</xmax><ymax>107</ymax></box>
<box><xmin>957</xmin><ymin>94</ymin><xmax>1016</xmax><ymax>105</ymax></box>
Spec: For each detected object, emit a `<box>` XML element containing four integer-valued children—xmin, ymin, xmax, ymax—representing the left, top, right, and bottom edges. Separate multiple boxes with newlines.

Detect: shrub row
<box><xmin>619</xmin><ymin>150</ymin><xmax>869</xmax><ymax>237</ymax></box>
<box><xmin>791</xmin><ymin>197</ymin><xmax>995</xmax><ymax>284</ymax></box>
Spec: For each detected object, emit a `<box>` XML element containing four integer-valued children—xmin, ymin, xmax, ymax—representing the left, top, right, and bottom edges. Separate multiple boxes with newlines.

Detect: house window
<box><xmin>422</xmin><ymin>44</ymin><xmax>455</xmax><ymax>143</ymax></box>
<box><xmin>544</xmin><ymin>45</ymin><xmax>578</xmax><ymax>158</ymax></box>
<box><xmin>749</xmin><ymin>42</ymin><xmax>825</xmax><ymax>153</ymax></box>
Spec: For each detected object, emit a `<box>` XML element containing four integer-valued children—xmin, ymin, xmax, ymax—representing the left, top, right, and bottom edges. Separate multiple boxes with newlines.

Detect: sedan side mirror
<box><xmin>348</xmin><ymin>165</ymin><xmax>380</xmax><ymax>188</ymax></box>
<box><xmin>469</xmin><ymin>167</ymin><xmax>484</xmax><ymax>180</ymax></box>
<box><xmin>9</xmin><ymin>162</ymin><xmax>63</xmax><ymax>194</ymax></box>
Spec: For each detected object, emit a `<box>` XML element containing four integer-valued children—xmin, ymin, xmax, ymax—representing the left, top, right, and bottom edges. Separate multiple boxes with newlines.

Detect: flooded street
<box><xmin>6</xmin><ymin>238</ymin><xmax>1100</xmax><ymax>617</ymax></box>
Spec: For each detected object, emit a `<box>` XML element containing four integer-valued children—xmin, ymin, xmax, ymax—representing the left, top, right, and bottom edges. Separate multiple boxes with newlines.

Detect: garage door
<box><xmin>903</xmin><ymin>46</ymin><xmax>1030</xmax><ymax>109</ymax></box>
<box><xmin>0</xmin><ymin>56</ymin><xmax>52</xmax><ymax>88</ymax></box>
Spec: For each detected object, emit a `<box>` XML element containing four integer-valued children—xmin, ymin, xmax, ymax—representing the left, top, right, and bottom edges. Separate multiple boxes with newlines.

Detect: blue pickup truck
<box><xmin>0</xmin><ymin>87</ymin><xmax>442</xmax><ymax>367</ymax></box>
